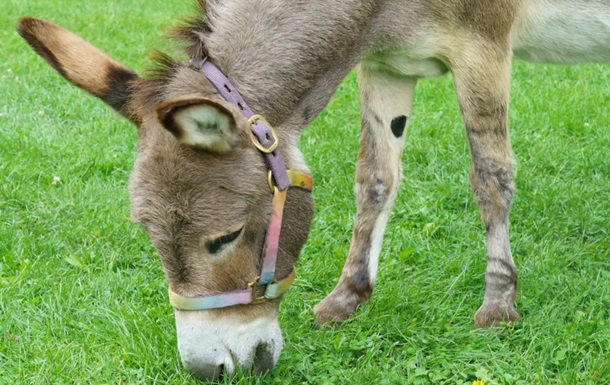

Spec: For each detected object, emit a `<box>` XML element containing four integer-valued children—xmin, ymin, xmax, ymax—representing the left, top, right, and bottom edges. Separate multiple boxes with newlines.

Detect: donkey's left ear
<box><xmin>155</xmin><ymin>96</ymin><xmax>240</xmax><ymax>152</ymax></box>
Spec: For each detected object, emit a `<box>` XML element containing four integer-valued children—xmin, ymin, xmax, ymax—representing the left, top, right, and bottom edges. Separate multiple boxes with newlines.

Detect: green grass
<box><xmin>2</xmin><ymin>1</ymin><xmax>609</xmax><ymax>384</ymax></box>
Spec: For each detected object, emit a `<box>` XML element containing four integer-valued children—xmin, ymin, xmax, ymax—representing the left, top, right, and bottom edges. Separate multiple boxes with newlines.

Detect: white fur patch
<box><xmin>175</xmin><ymin>310</ymin><xmax>282</xmax><ymax>379</ymax></box>
<box><xmin>367</xmin><ymin>208</ymin><xmax>392</xmax><ymax>285</ymax></box>
<box><xmin>173</xmin><ymin>105</ymin><xmax>233</xmax><ymax>151</ymax></box>
<box><xmin>288</xmin><ymin>135</ymin><xmax>310</xmax><ymax>173</ymax></box>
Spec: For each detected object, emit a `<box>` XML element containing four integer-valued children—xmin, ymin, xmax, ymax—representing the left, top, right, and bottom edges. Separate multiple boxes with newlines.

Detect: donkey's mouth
<box><xmin>185</xmin><ymin>354</ymin><xmax>234</xmax><ymax>380</ymax></box>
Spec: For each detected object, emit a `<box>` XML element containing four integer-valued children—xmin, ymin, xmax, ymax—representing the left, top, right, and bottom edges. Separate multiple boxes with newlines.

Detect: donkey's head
<box><xmin>17</xmin><ymin>17</ymin><xmax>314</xmax><ymax>379</ymax></box>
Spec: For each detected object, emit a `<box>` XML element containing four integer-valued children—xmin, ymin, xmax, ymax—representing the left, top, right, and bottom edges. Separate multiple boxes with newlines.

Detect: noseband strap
<box><xmin>168</xmin><ymin>60</ymin><xmax>313</xmax><ymax>311</ymax></box>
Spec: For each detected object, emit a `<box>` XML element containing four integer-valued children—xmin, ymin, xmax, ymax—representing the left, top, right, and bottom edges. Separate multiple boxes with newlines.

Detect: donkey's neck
<box><xmin>201</xmin><ymin>0</ymin><xmax>379</xmax><ymax>130</ymax></box>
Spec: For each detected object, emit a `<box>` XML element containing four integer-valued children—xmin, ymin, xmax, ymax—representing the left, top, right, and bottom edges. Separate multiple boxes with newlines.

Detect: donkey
<box><xmin>17</xmin><ymin>0</ymin><xmax>610</xmax><ymax>380</ymax></box>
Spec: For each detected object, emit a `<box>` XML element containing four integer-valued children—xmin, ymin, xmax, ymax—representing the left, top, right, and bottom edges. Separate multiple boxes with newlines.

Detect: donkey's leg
<box><xmin>450</xmin><ymin>41</ymin><xmax>521</xmax><ymax>326</ymax></box>
<box><xmin>314</xmin><ymin>63</ymin><xmax>416</xmax><ymax>326</ymax></box>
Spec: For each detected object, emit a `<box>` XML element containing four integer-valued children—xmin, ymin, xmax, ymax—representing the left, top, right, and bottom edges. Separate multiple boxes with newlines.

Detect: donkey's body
<box><xmin>18</xmin><ymin>0</ymin><xmax>610</xmax><ymax>379</ymax></box>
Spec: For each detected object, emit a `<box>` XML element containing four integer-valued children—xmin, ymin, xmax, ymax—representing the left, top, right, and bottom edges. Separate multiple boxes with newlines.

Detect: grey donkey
<box><xmin>17</xmin><ymin>0</ymin><xmax>610</xmax><ymax>380</ymax></box>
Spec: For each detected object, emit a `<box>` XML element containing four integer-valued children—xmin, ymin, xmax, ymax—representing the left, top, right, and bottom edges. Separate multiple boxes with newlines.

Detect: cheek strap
<box><xmin>168</xmin><ymin>59</ymin><xmax>313</xmax><ymax>311</ymax></box>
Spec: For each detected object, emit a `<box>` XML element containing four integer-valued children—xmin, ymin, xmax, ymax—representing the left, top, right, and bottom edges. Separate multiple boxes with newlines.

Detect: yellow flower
<box><xmin>472</xmin><ymin>381</ymin><xmax>485</xmax><ymax>385</ymax></box>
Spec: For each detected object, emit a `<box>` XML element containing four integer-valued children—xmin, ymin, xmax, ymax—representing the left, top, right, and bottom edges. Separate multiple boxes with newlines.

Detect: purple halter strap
<box><xmin>168</xmin><ymin>59</ymin><xmax>313</xmax><ymax>311</ymax></box>
<box><xmin>201</xmin><ymin>60</ymin><xmax>291</xmax><ymax>191</ymax></box>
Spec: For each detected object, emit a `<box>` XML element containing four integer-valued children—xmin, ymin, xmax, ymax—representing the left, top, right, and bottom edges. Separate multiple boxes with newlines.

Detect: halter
<box><xmin>168</xmin><ymin>59</ymin><xmax>313</xmax><ymax>311</ymax></box>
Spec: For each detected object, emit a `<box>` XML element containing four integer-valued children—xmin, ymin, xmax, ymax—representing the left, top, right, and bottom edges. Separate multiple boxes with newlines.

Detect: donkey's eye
<box><xmin>207</xmin><ymin>227</ymin><xmax>243</xmax><ymax>254</ymax></box>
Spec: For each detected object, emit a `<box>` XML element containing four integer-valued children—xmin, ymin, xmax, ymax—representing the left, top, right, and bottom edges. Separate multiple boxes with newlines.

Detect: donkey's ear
<box><xmin>17</xmin><ymin>17</ymin><xmax>138</xmax><ymax>121</ymax></box>
<box><xmin>155</xmin><ymin>96</ymin><xmax>240</xmax><ymax>153</ymax></box>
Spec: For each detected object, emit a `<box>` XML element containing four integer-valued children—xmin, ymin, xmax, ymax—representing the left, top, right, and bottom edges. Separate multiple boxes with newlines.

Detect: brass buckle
<box><xmin>248</xmin><ymin>114</ymin><xmax>279</xmax><ymax>154</ymax></box>
<box><xmin>245</xmin><ymin>277</ymin><xmax>267</xmax><ymax>304</ymax></box>
<box><xmin>267</xmin><ymin>171</ymin><xmax>275</xmax><ymax>193</ymax></box>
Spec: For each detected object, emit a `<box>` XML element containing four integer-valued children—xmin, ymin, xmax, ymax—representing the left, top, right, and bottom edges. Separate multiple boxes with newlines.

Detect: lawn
<box><xmin>1</xmin><ymin>1</ymin><xmax>609</xmax><ymax>384</ymax></box>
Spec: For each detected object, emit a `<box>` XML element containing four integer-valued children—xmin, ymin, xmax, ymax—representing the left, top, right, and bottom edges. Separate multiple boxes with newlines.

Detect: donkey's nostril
<box><xmin>253</xmin><ymin>343</ymin><xmax>275</xmax><ymax>374</ymax></box>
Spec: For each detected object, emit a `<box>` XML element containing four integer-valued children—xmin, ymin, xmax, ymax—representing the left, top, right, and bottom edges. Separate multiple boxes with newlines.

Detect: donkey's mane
<box><xmin>145</xmin><ymin>0</ymin><xmax>212</xmax><ymax>87</ymax></box>
<box><xmin>168</xmin><ymin>0</ymin><xmax>210</xmax><ymax>62</ymax></box>
<box><xmin>144</xmin><ymin>1</ymin><xmax>209</xmax><ymax>85</ymax></box>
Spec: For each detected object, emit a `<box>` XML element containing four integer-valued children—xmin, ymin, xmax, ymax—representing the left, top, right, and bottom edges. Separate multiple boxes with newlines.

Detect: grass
<box><xmin>2</xmin><ymin>1</ymin><xmax>609</xmax><ymax>384</ymax></box>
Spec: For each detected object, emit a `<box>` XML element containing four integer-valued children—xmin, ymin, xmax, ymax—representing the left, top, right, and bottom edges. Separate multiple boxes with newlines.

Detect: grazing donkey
<box><xmin>18</xmin><ymin>0</ymin><xmax>610</xmax><ymax>380</ymax></box>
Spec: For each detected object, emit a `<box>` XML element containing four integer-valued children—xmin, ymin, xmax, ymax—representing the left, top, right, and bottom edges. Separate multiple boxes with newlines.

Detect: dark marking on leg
<box><xmin>369</xmin><ymin>179</ymin><xmax>387</xmax><ymax>207</ymax></box>
<box><xmin>391</xmin><ymin>115</ymin><xmax>407</xmax><ymax>138</ymax></box>
<box><xmin>349</xmin><ymin>268</ymin><xmax>371</xmax><ymax>294</ymax></box>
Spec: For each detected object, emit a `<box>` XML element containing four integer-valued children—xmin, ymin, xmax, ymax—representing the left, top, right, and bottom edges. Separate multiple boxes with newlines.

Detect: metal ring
<box><xmin>248</xmin><ymin>114</ymin><xmax>279</xmax><ymax>154</ymax></box>
<box><xmin>246</xmin><ymin>276</ymin><xmax>268</xmax><ymax>304</ymax></box>
<box><xmin>267</xmin><ymin>171</ymin><xmax>276</xmax><ymax>193</ymax></box>
<box><xmin>245</xmin><ymin>276</ymin><xmax>261</xmax><ymax>289</ymax></box>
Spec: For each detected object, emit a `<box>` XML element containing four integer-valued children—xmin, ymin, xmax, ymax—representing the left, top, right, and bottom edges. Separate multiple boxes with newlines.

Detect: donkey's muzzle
<box><xmin>175</xmin><ymin>309</ymin><xmax>283</xmax><ymax>380</ymax></box>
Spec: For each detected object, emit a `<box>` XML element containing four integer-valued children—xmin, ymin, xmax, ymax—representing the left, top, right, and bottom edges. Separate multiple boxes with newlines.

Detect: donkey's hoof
<box><xmin>313</xmin><ymin>293</ymin><xmax>357</xmax><ymax>328</ymax></box>
<box><xmin>474</xmin><ymin>304</ymin><xmax>520</xmax><ymax>327</ymax></box>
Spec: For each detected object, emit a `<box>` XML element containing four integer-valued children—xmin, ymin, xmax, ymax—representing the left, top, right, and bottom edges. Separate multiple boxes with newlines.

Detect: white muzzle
<box><xmin>175</xmin><ymin>309</ymin><xmax>283</xmax><ymax>380</ymax></box>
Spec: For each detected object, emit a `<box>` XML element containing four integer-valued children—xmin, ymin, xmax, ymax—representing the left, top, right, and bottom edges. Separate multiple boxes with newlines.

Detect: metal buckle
<box><xmin>245</xmin><ymin>277</ymin><xmax>267</xmax><ymax>304</ymax></box>
<box><xmin>248</xmin><ymin>114</ymin><xmax>279</xmax><ymax>154</ymax></box>
<box><xmin>267</xmin><ymin>171</ymin><xmax>275</xmax><ymax>193</ymax></box>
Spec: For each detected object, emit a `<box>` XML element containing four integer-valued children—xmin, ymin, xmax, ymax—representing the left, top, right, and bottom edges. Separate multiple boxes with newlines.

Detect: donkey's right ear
<box><xmin>155</xmin><ymin>96</ymin><xmax>240</xmax><ymax>153</ymax></box>
<box><xmin>17</xmin><ymin>17</ymin><xmax>138</xmax><ymax>121</ymax></box>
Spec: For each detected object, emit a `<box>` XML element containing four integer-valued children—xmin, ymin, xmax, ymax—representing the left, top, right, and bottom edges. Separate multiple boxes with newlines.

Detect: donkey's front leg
<box><xmin>451</xmin><ymin>41</ymin><xmax>521</xmax><ymax>326</ymax></box>
<box><xmin>315</xmin><ymin>63</ymin><xmax>416</xmax><ymax>326</ymax></box>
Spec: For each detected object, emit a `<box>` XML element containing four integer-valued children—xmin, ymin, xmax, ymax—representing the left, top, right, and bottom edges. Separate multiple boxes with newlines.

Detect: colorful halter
<box><xmin>168</xmin><ymin>59</ymin><xmax>313</xmax><ymax>311</ymax></box>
